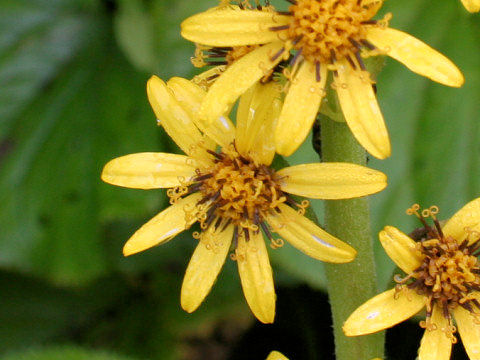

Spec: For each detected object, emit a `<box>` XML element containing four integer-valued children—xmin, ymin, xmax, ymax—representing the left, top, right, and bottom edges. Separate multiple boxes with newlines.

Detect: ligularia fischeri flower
<box><xmin>181</xmin><ymin>0</ymin><xmax>464</xmax><ymax>160</ymax></box>
<box><xmin>461</xmin><ymin>0</ymin><xmax>480</xmax><ymax>12</ymax></box>
<box><xmin>343</xmin><ymin>199</ymin><xmax>480</xmax><ymax>360</ymax></box>
<box><xmin>101</xmin><ymin>74</ymin><xmax>387</xmax><ymax>323</ymax></box>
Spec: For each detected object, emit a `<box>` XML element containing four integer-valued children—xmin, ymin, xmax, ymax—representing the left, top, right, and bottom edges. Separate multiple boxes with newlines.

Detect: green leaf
<box><xmin>0</xmin><ymin>21</ymin><xmax>168</xmax><ymax>285</ymax></box>
<box><xmin>114</xmin><ymin>0</ymin><xmax>220</xmax><ymax>77</ymax></box>
<box><xmin>114</xmin><ymin>0</ymin><xmax>157</xmax><ymax>73</ymax></box>
<box><xmin>0</xmin><ymin>0</ymin><xmax>98</xmax><ymax>137</ymax></box>
<box><xmin>1</xmin><ymin>347</ymin><xmax>138</xmax><ymax>360</ymax></box>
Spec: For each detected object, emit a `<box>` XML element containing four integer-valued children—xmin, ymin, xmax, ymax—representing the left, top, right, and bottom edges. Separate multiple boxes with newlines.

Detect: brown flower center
<box><xmin>196</xmin><ymin>149</ymin><xmax>286</xmax><ymax>231</ymax></box>
<box><xmin>168</xmin><ymin>146</ymin><xmax>308</xmax><ymax>247</ymax></box>
<box><xmin>396</xmin><ymin>204</ymin><xmax>480</xmax><ymax>341</ymax></box>
<box><xmin>286</xmin><ymin>0</ymin><xmax>379</xmax><ymax>63</ymax></box>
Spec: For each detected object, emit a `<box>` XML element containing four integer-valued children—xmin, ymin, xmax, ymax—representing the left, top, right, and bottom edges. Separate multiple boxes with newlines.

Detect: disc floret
<box><xmin>286</xmin><ymin>0</ymin><xmax>381</xmax><ymax>64</ymax></box>
<box><xmin>168</xmin><ymin>144</ymin><xmax>308</xmax><ymax>248</ymax></box>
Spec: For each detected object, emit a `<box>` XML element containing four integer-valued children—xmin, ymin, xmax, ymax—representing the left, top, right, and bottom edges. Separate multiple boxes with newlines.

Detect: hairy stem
<box><xmin>319</xmin><ymin>114</ymin><xmax>385</xmax><ymax>360</ymax></box>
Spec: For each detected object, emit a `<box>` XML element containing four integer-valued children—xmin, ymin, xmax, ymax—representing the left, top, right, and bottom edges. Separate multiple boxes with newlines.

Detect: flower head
<box><xmin>461</xmin><ymin>0</ymin><xmax>480</xmax><ymax>12</ymax></box>
<box><xmin>181</xmin><ymin>0</ymin><xmax>464</xmax><ymax>159</ymax></box>
<box><xmin>101</xmin><ymin>74</ymin><xmax>387</xmax><ymax>323</ymax></box>
<box><xmin>343</xmin><ymin>199</ymin><xmax>480</xmax><ymax>360</ymax></box>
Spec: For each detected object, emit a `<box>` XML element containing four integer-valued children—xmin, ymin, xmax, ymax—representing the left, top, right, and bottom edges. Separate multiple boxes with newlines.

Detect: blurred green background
<box><xmin>0</xmin><ymin>0</ymin><xmax>478</xmax><ymax>359</ymax></box>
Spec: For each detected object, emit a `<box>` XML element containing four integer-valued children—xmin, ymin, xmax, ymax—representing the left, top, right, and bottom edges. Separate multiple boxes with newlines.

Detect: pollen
<box><xmin>285</xmin><ymin>0</ymin><xmax>380</xmax><ymax>64</ymax></box>
<box><xmin>396</xmin><ymin>204</ymin><xmax>480</xmax><ymax>341</ymax></box>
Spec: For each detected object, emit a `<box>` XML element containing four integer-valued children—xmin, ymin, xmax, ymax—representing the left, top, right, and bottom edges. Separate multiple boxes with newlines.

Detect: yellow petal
<box><xmin>266</xmin><ymin>203</ymin><xmax>356</xmax><ymax>263</ymax></box>
<box><xmin>454</xmin><ymin>299</ymin><xmax>480</xmax><ymax>359</ymax></box>
<box><xmin>101</xmin><ymin>152</ymin><xmax>197</xmax><ymax>189</ymax></box>
<box><xmin>418</xmin><ymin>304</ymin><xmax>452</xmax><ymax>360</ymax></box>
<box><xmin>379</xmin><ymin>226</ymin><xmax>423</xmax><ymax>274</ymax></box>
<box><xmin>276</xmin><ymin>163</ymin><xmax>387</xmax><ymax>199</ymax></box>
<box><xmin>147</xmin><ymin>76</ymin><xmax>206</xmax><ymax>158</ymax></box>
<box><xmin>343</xmin><ymin>288</ymin><xmax>425</xmax><ymax>336</ymax></box>
<box><xmin>334</xmin><ymin>59</ymin><xmax>391</xmax><ymax>159</ymax></box>
<box><xmin>266</xmin><ymin>351</ymin><xmax>289</xmax><ymax>360</ymax></box>
<box><xmin>181</xmin><ymin>225</ymin><xmax>234</xmax><ymax>313</ymax></box>
<box><xmin>365</xmin><ymin>26</ymin><xmax>464</xmax><ymax>87</ymax></box>
<box><xmin>236</xmin><ymin>230</ymin><xmax>276</xmax><ymax>324</ymax></box>
<box><xmin>199</xmin><ymin>41</ymin><xmax>286</xmax><ymax>125</ymax></box>
<box><xmin>442</xmin><ymin>197</ymin><xmax>480</xmax><ymax>245</ymax></box>
<box><xmin>461</xmin><ymin>0</ymin><xmax>480</xmax><ymax>12</ymax></box>
<box><xmin>236</xmin><ymin>81</ymin><xmax>282</xmax><ymax>165</ymax></box>
<box><xmin>123</xmin><ymin>193</ymin><xmax>202</xmax><ymax>256</ymax></box>
<box><xmin>181</xmin><ymin>6</ymin><xmax>290</xmax><ymax>46</ymax></box>
<box><xmin>275</xmin><ymin>61</ymin><xmax>327</xmax><ymax>156</ymax></box>
<box><xmin>167</xmin><ymin>77</ymin><xmax>235</xmax><ymax>148</ymax></box>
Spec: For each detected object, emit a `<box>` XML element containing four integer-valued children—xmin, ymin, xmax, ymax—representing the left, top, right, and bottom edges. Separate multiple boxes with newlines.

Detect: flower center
<box><xmin>194</xmin><ymin>149</ymin><xmax>286</xmax><ymax>232</ymax></box>
<box><xmin>286</xmin><ymin>0</ymin><xmax>379</xmax><ymax>63</ymax></box>
<box><xmin>396</xmin><ymin>204</ymin><xmax>480</xmax><ymax>341</ymax></box>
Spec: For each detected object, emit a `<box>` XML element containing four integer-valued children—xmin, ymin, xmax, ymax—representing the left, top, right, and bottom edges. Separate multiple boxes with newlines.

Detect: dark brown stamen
<box><xmin>315</xmin><ymin>62</ymin><xmax>321</xmax><ymax>82</ymax></box>
<box><xmin>289</xmin><ymin>48</ymin><xmax>303</xmax><ymax>67</ymax></box>
<box><xmin>360</xmin><ymin>39</ymin><xmax>376</xmax><ymax>50</ymax></box>
<box><xmin>354</xmin><ymin>51</ymin><xmax>367</xmax><ymax>71</ymax></box>
<box><xmin>270</xmin><ymin>47</ymin><xmax>285</xmax><ymax>62</ymax></box>
<box><xmin>346</xmin><ymin>55</ymin><xmax>357</xmax><ymax>70</ymax></box>
<box><xmin>194</xmin><ymin>173</ymin><xmax>213</xmax><ymax>182</ymax></box>
<box><xmin>269</xmin><ymin>24</ymin><xmax>290</xmax><ymax>31</ymax></box>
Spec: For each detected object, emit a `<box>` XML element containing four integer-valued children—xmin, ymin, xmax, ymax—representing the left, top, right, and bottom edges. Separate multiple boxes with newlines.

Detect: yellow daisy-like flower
<box><xmin>461</xmin><ymin>0</ymin><xmax>480</xmax><ymax>12</ymax></box>
<box><xmin>181</xmin><ymin>0</ymin><xmax>464</xmax><ymax>160</ymax></box>
<box><xmin>101</xmin><ymin>74</ymin><xmax>387</xmax><ymax>324</ymax></box>
<box><xmin>343</xmin><ymin>198</ymin><xmax>480</xmax><ymax>360</ymax></box>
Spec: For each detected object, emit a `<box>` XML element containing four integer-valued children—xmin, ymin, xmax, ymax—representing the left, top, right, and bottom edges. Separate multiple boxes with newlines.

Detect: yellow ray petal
<box><xmin>181</xmin><ymin>225</ymin><xmax>234</xmax><ymax>313</ymax></box>
<box><xmin>101</xmin><ymin>152</ymin><xmax>197</xmax><ymax>189</ymax></box>
<box><xmin>181</xmin><ymin>6</ymin><xmax>290</xmax><ymax>46</ymax></box>
<box><xmin>442</xmin><ymin>197</ymin><xmax>480</xmax><ymax>245</ymax></box>
<box><xmin>266</xmin><ymin>351</ymin><xmax>289</xmax><ymax>360</ymax></box>
<box><xmin>147</xmin><ymin>76</ymin><xmax>208</xmax><ymax>158</ymax></box>
<box><xmin>379</xmin><ymin>226</ymin><xmax>423</xmax><ymax>274</ymax></box>
<box><xmin>461</xmin><ymin>0</ymin><xmax>480</xmax><ymax>12</ymax></box>
<box><xmin>418</xmin><ymin>304</ymin><xmax>452</xmax><ymax>360</ymax></box>
<box><xmin>123</xmin><ymin>193</ymin><xmax>202</xmax><ymax>256</ymax></box>
<box><xmin>343</xmin><ymin>288</ymin><xmax>425</xmax><ymax>336</ymax></box>
<box><xmin>167</xmin><ymin>77</ymin><xmax>235</xmax><ymax>148</ymax></box>
<box><xmin>365</xmin><ymin>27</ymin><xmax>464</xmax><ymax>87</ymax></box>
<box><xmin>236</xmin><ymin>230</ymin><xmax>276</xmax><ymax>324</ymax></box>
<box><xmin>277</xmin><ymin>163</ymin><xmax>387</xmax><ymax>199</ymax></box>
<box><xmin>266</xmin><ymin>203</ymin><xmax>356</xmax><ymax>263</ymax></box>
<box><xmin>236</xmin><ymin>81</ymin><xmax>282</xmax><ymax>165</ymax></box>
<box><xmin>275</xmin><ymin>61</ymin><xmax>327</xmax><ymax>156</ymax></box>
<box><xmin>454</xmin><ymin>299</ymin><xmax>480</xmax><ymax>359</ymax></box>
<box><xmin>334</xmin><ymin>59</ymin><xmax>391</xmax><ymax>159</ymax></box>
<box><xmin>199</xmin><ymin>41</ymin><xmax>286</xmax><ymax>125</ymax></box>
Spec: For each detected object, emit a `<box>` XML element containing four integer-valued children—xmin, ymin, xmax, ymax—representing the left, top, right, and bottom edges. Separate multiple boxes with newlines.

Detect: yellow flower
<box><xmin>101</xmin><ymin>74</ymin><xmax>387</xmax><ymax>324</ymax></box>
<box><xmin>343</xmin><ymin>199</ymin><xmax>480</xmax><ymax>360</ymax></box>
<box><xmin>461</xmin><ymin>0</ymin><xmax>480</xmax><ymax>12</ymax></box>
<box><xmin>181</xmin><ymin>0</ymin><xmax>464</xmax><ymax>160</ymax></box>
<box><xmin>266</xmin><ymin>351</ymin><xmax>289</xmax><ymax>360</ymax></box>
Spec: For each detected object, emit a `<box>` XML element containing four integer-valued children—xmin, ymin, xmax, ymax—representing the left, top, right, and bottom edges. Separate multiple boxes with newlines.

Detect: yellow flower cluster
<box><xmin>101</xmin><ymin>0</ymin><xmax>479</xmax><ymax>358</ymax></box>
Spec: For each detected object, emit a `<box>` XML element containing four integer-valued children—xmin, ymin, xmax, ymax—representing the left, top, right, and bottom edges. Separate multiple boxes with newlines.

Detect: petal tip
<box><xmin>122</xmin><ymin>242</ymin><xmax>138</xmax><ymax>257</ymax></box>
<box><xmin>180</xmin><ymin>297</ymin><xmax>198</xmax><ymax>314</ymax></box>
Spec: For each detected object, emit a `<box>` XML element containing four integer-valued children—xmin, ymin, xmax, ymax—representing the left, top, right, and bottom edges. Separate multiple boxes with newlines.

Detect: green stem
<box><xmin>319</xmin><ymin>114</ymin><xmax>384</xmax><ymax>360</ymax></box>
